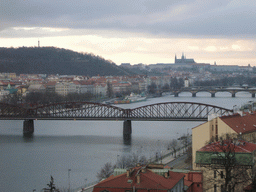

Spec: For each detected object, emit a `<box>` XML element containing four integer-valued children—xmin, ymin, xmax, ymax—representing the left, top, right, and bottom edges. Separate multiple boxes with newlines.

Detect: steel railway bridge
<box><xmin>0</xmin><ymin>101</ymin><xmax>233</xmax><ymax>137</ymax></box>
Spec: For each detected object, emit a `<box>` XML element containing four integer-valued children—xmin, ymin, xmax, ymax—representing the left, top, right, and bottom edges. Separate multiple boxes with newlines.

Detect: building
<box><xmin>27</xmin><ymin>84</ymin><xmax>46</xmax><ymax>93</ymax></box>
<box><xmin>73</xmin><ymin>80</ymin><xmax>94</xmax><ymax>94</ymax></box>
<box><xmin>45</xmin><ymin>81</ymin><xmax>56</xmax><ymax>93</ymax></box>
<box><xmin>94</xmin><ymin>83</ymin><xmax>107</xmax><ymax>97</ymax></box>
<box><xmin>170</xmin><ymin>169</ymin><xmax>203</xmax><ymax>192</ymax></box>
<box><xmin>92</xmin><ymin>164</ymin><xmax>185</xmax><ymax>192</ymax></box>
<box><xmin>192</xmin><ymin>112</ymin><xmax>256</xmax><ymax>170</ymax></box>
<box><xmin>195</xmin><ymin>139</ymin><xmax>256</xmax><ymax>192</ymax></box>
<box><xmin>55</xmin><ymin>82</ymin><xmax>76</xmax><ymax>96</ymax></box>
<box><xmin>175</xmin><ymin>53</ymin><xmax>195</xmax><ymax>64</ymax></box>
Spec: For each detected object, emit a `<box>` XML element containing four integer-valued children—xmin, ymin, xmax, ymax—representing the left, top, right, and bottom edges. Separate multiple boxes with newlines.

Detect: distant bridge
<box><xmin>0</xmin><ymin>102</ymin><xmax>233</xmax><ymax>136</ymax></box>
<box><xmin>172</xmin><ymin>86</ymin><xmax>256</xmax><ymax>97</ymax></box>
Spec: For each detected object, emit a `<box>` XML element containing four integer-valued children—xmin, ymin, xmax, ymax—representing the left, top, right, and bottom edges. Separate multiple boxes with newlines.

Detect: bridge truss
<box><xmin>0</xmin><ymin>102</ymin><xmax>233</xmax><ymax>121</ymax></box>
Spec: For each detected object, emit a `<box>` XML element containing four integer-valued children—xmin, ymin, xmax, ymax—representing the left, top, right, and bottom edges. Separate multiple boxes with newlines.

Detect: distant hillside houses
<box><xmin>0</xmin><ymin>73</ymin><xmax>158</xmax><ymax>100</ymax></box>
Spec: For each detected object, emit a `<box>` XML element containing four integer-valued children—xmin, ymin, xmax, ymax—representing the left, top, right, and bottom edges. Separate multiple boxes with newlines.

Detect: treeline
<box><xmin>0</xmin><ymin>47</ymin><xmax>131</xmax><ymax>76</ymax></box>
<box><xmin>2</xmin><ymin>92</ymin><xmax>94</xmax><ymax>105</ymax></box>
<box><xmin>194</xmin><ymin>76</ymin><xmax>256</xmax><ymax>87</ymax></box>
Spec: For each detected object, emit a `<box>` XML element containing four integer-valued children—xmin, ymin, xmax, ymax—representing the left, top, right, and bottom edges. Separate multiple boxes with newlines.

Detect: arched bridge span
<box><xmin>0</xmin><ymin>101</ymin><xmax>233</xmax><ymax>121</ymax></box>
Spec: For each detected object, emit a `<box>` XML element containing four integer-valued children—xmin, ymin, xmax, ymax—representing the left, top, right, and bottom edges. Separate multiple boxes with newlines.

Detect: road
<box><xmin>166</xmin><ymin>154</ymin><xmax>191</xmax><ymax>169</ymax></box>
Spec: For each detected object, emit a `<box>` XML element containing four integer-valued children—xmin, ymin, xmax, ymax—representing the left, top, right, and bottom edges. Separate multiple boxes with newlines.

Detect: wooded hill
<box><xmin>0</xmin><ymin>47</ymin><xmax>132</xmax><ymax>76</ymax></box>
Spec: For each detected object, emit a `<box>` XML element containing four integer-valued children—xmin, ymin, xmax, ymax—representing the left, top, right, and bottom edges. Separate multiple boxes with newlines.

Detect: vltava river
<box><xmin>0</xmin><ymin>92</ymin><xmax>255</xmax><ymax>192</ymax></box>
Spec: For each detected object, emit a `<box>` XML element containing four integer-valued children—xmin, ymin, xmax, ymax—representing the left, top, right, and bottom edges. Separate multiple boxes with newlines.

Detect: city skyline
<box><xmin>1</xmin><ymin>0</ymin><xmax>256</xmax><ymax>66</ymax></box>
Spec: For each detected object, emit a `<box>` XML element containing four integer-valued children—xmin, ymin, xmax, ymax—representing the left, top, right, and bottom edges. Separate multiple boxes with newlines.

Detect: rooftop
<box><xmin>220</xmin><ymin>112</ymin><xmax>256</xmax><ymax>134</ymax></box>
<box><xmin>93</xmin><ymin>165</ymin><xmax>185</xmax><ymax>191</ymax></box>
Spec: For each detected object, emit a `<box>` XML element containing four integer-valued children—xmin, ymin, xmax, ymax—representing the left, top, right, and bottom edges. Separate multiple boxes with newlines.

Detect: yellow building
<box><xmin>195</xmin><ymin>139</ymin><xmax>256</xmax><ymax>192</ymax></box>
<box><xmin>192</xmin><ymin>112</ymin><xmax>256</xmax><ymax>170</ymax></box>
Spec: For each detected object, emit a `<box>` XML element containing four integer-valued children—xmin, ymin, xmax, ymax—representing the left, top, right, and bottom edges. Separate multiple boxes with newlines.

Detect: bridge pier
<box><xmin>252</xmin><ymin>93</ymin><xmax>255</xmax><ymax>98</ymax></box>
<box><xmin>174</xmin><ymin>93</ymin><xmax>179</xmax><ymax>97</ymax></box>
<box><xmin>211</xmin><ymin>93</ymin><xmax>215</xmax><ymax>97</ymax></box>
<box><xmin>23</xmin><ymin>119</ymin><xmax>34</xmax><ymax>136</ymax></box>
<box><xmin>123</xmin><ymin>120</ymin><xmax>132</xmax><ymax>140</ymax></box>
<box><xmin>232</xmin><ymin>93</ymin><xmax>236</xmax><ymax>97</ymax></box>
<box><xmin>192</xmin><ymin>93</ymin><xmax>196</xmax><ymax>97</ymax></box>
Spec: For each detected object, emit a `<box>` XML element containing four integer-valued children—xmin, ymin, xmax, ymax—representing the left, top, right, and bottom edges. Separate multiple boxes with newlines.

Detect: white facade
<box><xmin>94</xmin><ymin>83</ymin><xmax>107</xmax><ymax>97</ymax></box>
<box><xmin>55</xmin><ymin>82</ymin><xmax>76</xmax><ymax>96</ymax></box>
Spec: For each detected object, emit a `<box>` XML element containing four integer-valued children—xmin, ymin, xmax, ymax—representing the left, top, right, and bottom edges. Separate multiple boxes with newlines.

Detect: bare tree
<box><xmin>106</xmin><ymin>81</ymin><xmax>114</xmax><ymax>98</ymax></box>
<box><xmin>197</xmin><ymin>138</ymin><xmax>254</xmax><ymax>192</ymax></box>
<box><xmin>42</xmin><ymin>176</ymin><xmax>60</xmax><ymax>192</ymax></box>
<box><xmin>181</xmin><ymin>133</ymin><xmax>190</xmax><ymax>153</ymax></box>
<box><xmin>97</xmin><ymin>154</ymin><xmax>149</xmax><ymax>181</ymax></box>
<box><xmin>185</xmin><ymin>146</ymin><xmax>192</xmax><ymax>169</ymax></box>
<box><xmin>116</xmin><ymin>153</ymin><xmax>146</xmax><ymax>169</ymax></box>
<box><xmin>96</xmin><ymin>162</ymin><xmax>114</xmax><ymax>181</ymax></box>
<box><xmin>168</xmin><ymin>139</ymin><xmax>178</xmax><ymax>158</ymax></box>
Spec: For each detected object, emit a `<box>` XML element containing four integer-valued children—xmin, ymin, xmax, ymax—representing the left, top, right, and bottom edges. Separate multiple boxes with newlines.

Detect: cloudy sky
<box><xmin>1</xmin><ymin>0</ymin><xmax>255</xmax><ymax>66</ymax></box>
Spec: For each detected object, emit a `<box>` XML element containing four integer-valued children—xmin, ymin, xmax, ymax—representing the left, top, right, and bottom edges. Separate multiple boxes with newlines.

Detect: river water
<box><xmin>0</xmin><ymin>92</ymin><xmax>255</xmax><ymax>192</ymax></box>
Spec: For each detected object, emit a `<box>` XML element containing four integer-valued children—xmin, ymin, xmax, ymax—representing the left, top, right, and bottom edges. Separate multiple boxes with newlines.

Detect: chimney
<box><xmin>136</xmin><ymin>174</ymin><xmax>140</xmax><ymax>184</ymax></box>
<box><xmin>127</xmin><ymin>170</ymin><xmax>130</xmax><ymax>177</ymax></box>
<box><xmin>164</xmin><ymin>172</ymin><xmax>169</xmax><ymax>178</ymax></box>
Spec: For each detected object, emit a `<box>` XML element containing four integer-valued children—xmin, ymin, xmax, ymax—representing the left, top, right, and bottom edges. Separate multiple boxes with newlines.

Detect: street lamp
<box><xmin>117</xmin><ymin>155</ymin><xmax>120</xmax><ymax>168</ymax></box>
<box><xmin>68</xmin><ymin>169</ymin><xmax>71</xmax><ymax>192</ymax></box>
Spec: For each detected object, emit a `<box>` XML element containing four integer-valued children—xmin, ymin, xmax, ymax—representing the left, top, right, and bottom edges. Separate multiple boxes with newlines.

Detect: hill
<box><xmin>0</xmin><ymin>47</ymin><xmax>132</xmax><ymax>76</ymax></box>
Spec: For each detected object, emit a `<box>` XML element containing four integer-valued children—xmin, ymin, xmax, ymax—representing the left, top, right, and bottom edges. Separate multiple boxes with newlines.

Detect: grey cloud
<box><xmin>0</xmin><ymin>0</ymin><xmax>255</xmax><ymax>37</ymax></box>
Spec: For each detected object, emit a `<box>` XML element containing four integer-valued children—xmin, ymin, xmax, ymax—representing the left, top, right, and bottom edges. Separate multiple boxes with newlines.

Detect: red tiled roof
<box><xmin>220</xmin><ymin>113</ymin><xmax>256</xmax><ymax>134</ymax></box>
<box><xmin>93</xmin><ymin>167</ymin><xmax>184</xmax><ymax>191</ymax></box>
<box><xmin>185</xmin><ymin>172</ymin><xmax>203</xmax><ymax>183</ymax></box>
<box><xmin>184</xmin><ymin>180</ymin><xmax>193</xmax><ymax>187</ymax></box>
<box><xmin>198</xmin><ymin>140</ymin><xmax>256</xmax><ymax>153</ymax></box>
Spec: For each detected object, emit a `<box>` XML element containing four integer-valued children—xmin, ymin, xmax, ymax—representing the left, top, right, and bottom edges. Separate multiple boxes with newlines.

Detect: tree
<box><xmin>162</xmin><ymin>83</ymin><xmax>170</xmax><ymax>92</ymax></box>
<box><xmin>185</xmin><ymin>146</ymin><xmax>192</xmax><ymax>169</ymax></box>
<box><xmin>2</xmin><ymin>92</ymin><xmax>22</xmax><ymax>104</ymax></box>
<box><xmin>24</xmin><ymin>92</ymin><xmax>64</xmax><ymax>104</ymax></box>
<box><xmin>106</xmin><ymin>81</ymin><xmax>114</xmax><ymax>98</ymax></box>
<box><xmin>42</xmin><ymin>176</ymin><xmax>59</xmax><ymax>192</ymax></box>
<box><xmin>116</xmin><ymin>153</ymin><xmax>147</xmax><ymax>169</ymax></box>
<box><xmin>97</xmin><ymin>154</ymin><xmax>148</xmax><ymax>181</ymax></box>
<box><xmin>180</xmin><ymin>133</ymin><xmax>190</xmax><ymax>153</ymax></box>
<box><xmin>147</xmin><ymin>82</ymin><xmax>157</xmax><ymax>94</ymax></box>
<box><xmin>97</xmin><ymin>162</ymin><xmax>114</xmax><ymax>181</ymax></box>
<box><xmin>168</xmin><ymin>139</ymin><xmax>179</xmax><ymax>158</ymax></box>
<box><xmin>170</xmin><ymin>77</ymin><xmax>183</xmax><ymax>90</ymax></box>
<box><xmin>196</xmin><ymin>138</ymin><xmax>254</xmax><ymax>192</ymax></box>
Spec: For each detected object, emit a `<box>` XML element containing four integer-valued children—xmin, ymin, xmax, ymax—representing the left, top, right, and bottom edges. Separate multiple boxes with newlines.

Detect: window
<box><xmin>228</xmin><ymin>185</ymin><xmax>231</xmax><ymax>192</ymax></box>
<box><xmin>214</xmin><ymin>184</ymin><xmax>217</xmax><ymax>192</ymax></box>
<box><xmin>221</xmin><ymin>185</ymin><xmax>224</xmax><ymax>192</ymax></box>
<box><xmin>221</xmin><ymin>171</ymin><xmax>224</xmax><ymax>178</ymax></box>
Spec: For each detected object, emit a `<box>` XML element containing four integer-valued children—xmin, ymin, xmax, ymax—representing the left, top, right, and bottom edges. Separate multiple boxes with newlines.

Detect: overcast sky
<box><xmin>1</xmin><ymin>0</ymin><xmax>255</xmax><ymax>66</ymax></box>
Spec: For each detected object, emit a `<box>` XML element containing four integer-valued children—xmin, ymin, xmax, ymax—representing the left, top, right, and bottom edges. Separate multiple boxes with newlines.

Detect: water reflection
<box><xmin>123</xmin><ymin>134</ymin><xmax>132</xmax><ymax>145</ymax></box>
<box><xmin>23</xmin><ymin>133</ymin><xmax>34</xmax><ymax>142</ymax></box>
